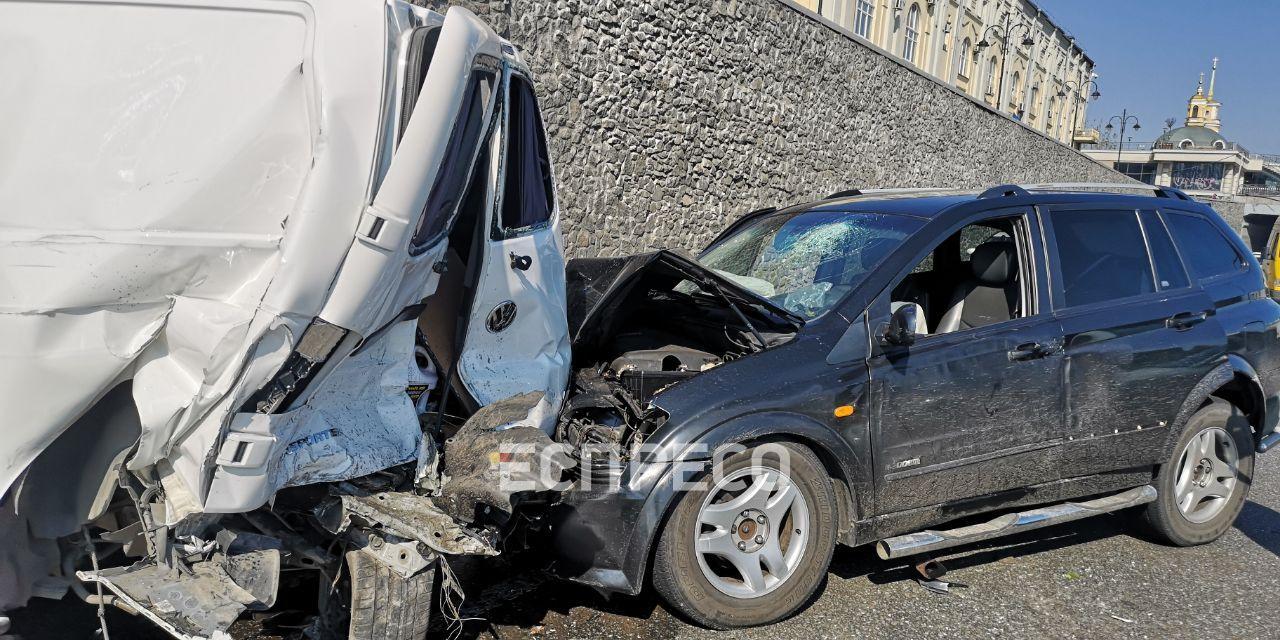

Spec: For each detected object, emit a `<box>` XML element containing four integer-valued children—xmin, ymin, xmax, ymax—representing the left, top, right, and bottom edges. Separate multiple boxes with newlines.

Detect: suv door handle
<box><xmin>1166</xmin><ymin>310</ymin><xmax>1210</xmax><ymax>330</ymax></box>
<box><xmin>1008</xmin><ymin>342</ymin><xmax>1051</xmax><ymax>362</ymax></box>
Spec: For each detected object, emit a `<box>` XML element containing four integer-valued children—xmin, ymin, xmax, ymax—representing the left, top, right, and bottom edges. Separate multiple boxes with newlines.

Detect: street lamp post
<box><xmin>975</xmin><ymin>15</ymin><xmax>1037</xmax><ymax>112</ymax></box>
<box><xmin>1057</xmin><ymin>80</ymin><xmax>1101</xmax><ymax>145</ymax></box>
<box><xmin>1104</xmin><ymin>109</ymin><xmax>1141</xmax><ymax>164</ymax></box>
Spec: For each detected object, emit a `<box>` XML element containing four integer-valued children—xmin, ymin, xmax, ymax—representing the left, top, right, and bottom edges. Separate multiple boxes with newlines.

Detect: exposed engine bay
<box><xmin>556</xmin><ymin>250</ymin><xmax>802</xmax><ymax>464</ymax></box>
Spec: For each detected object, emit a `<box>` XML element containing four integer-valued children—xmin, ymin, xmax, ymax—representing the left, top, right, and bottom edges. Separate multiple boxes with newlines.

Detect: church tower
<box><xmin>1186</xmin><ymin>58</ymin><xmax>1222</xmax><ymax>132</ymax></box>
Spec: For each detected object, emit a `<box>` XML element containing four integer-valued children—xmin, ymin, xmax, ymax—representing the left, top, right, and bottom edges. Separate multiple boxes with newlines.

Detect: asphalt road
<box><xmin>9</xmin><ymin>455</ymin><xmax>1280</xmax><ymax>639</ymax></box>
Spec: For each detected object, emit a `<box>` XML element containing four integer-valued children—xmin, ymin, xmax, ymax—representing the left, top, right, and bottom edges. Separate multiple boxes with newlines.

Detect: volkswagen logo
<box><xmin>486</xmin><ymin>300</ymin><xmax>518</xmax><ymax>333</ymax></box>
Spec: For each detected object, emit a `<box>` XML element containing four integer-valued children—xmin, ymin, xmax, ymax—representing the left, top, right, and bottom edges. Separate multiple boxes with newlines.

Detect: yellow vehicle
<box><xmin>1243</xmin><ymin>213</ymin><xmax>1280</xmax><ymax>298</ymax></box>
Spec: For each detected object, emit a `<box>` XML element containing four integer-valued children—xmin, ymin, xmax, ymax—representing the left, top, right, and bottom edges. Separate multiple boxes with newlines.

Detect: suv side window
<box><xmin>890</xmin><ymin>215</ymin><xmax>1030</xmax><ymax>335</ymax></box>
<box><xmin>1049</xmin><ymin>209</ymin><xmax>1155</xmax><ymax>308</ymax></box>
<box><xmin>1139</xmin><ymin>210</ymin><xmax>1190</xmax><ymax>290</ymax></box>
<box><xmin>1163</xmin><ymin>211</ymin><xmax>1244</xmax><ymax>280</ymax></box>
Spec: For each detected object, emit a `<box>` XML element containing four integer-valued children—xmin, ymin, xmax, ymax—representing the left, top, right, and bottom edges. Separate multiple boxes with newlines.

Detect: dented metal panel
<box><xmin>203</xmin><ymin>321</ymin><xmax>424</xmax><ymax>513</ymax></box>
<box><xmin>0</xmin><ymin>0</ymin><xmax>320</xmax><ymax>504</ymax></box>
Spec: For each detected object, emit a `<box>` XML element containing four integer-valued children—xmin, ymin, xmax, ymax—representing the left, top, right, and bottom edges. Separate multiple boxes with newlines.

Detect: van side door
<box><xmin>1046</xmin><ymin>205</ymin><xmax>1227</xmax><ymax>477</ymax></box>
<box><xmin>450</xmin><ymin>71</ymin><xmax>571</xmax><ymax>421</ymax></box>
<box><xmin>318</xmin><ymin>8</ymin><xmax>505</xmax><ymax>339</ymax></box>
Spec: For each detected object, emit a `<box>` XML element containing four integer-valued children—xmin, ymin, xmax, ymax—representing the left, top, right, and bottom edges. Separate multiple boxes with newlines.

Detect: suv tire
<box><xmin>652</xmin><ymin>442</ymin><xmax>837</xmax><ymax>629</ymax></box>
<box><xmin>1145</xmin><ymin>399</ymin><xmax>1253</xmax><ymax>546</ymax></box>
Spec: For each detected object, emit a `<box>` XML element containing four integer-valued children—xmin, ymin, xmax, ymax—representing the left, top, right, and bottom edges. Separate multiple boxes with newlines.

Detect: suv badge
<box><xmin>889</xmin><ymin>457</ymin><xmax>921</xmax><ymax>470</ymax></box>
<box><xmin>486</xmin><ymin>301</ymin><xmax>518</xmax><ymax>333</ymax></box>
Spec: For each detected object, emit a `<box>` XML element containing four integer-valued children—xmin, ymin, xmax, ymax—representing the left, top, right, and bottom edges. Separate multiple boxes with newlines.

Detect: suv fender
<box><xmin>1161</xmin><ymin>357</ymin><xmax>1266</xmax><ymax>461</ymax></box>
<box><xmin>621</xmin><ymin>411</ymin><xmax>864</xmax><ymax>592</ymax></box>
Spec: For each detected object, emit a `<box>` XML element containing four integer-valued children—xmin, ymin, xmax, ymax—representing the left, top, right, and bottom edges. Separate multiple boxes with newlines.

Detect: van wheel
<box><xmin>651</xmin><ymin>442</ymin><xmax>837</xmax><ymax>629</ymax></box>
<box><xmin>1145</xmin><ymin>399</ymin><xmax>1253</xmax><ymax>546</ymax></box>
<box><xmin>345</xmin><ymin>549</ymin><xmax>434</xmax><ymax>640</ymax></box>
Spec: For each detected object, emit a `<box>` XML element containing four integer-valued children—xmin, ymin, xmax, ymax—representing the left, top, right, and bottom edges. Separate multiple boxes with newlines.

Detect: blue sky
<box><xmin>1037</xmin><ymin>0</ymin><xmax>1279</xmax><ymax>153</ymax></box>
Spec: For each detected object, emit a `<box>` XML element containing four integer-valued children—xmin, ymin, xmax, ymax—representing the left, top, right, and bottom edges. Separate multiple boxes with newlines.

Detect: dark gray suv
<box><xmin>550</xmin><ymin>183</ymin><xmax>1280</xmax><ymax>629</ymax></box>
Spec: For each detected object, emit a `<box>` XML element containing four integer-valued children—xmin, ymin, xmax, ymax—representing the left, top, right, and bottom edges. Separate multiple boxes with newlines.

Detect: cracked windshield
<box><xmin>699</xmin><ymin>210</ymin><xmax>924</xmax><ymax>318</ymax></box>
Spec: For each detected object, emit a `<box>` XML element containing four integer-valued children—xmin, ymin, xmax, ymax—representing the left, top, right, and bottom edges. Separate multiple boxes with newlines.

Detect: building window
<box><xmin>958</xmin><ymin>38</ymin><xmax>971</xmax><ymax>77</ymax></box>
<box><xmin>903</xmin><ymin>5</ymin><xmax>921</xmax><ymax>63</ymax></box>
<box><xmin>854</xmin><ymin>0</ymin><xmax>874</xmax><ymax>38</ymax></box>
<box><xmin>1171</xmin><ymin>162</ymin><xmax>1225</xmax><ymax>191</ymax></box>
<box><xmin>1028</xmin><ymin>86</ymin><xmax>1039</xmax><ymax>118</ymax></box>
<box><xmin>1009</xmin><ymin>71</ymin><xmax>1021</xmax><ymax>106</ymax></box>
<box><xmin>983</xmin><ymin>56</ymin><xmax>998</xmax><ymax>97</ymax></box>
<box><xmin>1115</xmin><ymin>162</ymin><xmax>1158</xmax><ymax>185</ymax></box>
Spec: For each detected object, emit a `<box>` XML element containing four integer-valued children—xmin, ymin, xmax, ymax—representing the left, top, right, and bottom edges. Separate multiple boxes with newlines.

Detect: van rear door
<box><xmin>318</xmin><ymin>8</ymin><xmax>505</xmax><ymax>338</ymax></box>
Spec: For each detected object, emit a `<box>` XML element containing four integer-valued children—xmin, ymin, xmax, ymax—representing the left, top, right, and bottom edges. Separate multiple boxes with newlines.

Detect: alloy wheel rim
<box><xmin>1174</xmin><ymin>426</ymin><xmax>1238</xmax><ymax>524</ymax></box>
<box><xmin>694</xmin><ymin>466</ymin><xmax>811</xmax><ymax>599</ymax></box>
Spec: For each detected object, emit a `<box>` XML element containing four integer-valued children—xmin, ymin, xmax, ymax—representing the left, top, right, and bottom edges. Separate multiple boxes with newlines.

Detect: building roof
<box><xmin>1156</xmin><ymin>125</ymin><xmax>1227</xmax><ymax>148</ymax></box>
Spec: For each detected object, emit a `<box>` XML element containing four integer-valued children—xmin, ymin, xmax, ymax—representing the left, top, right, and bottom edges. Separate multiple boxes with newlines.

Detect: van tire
<box><xmin>1145</xmin><ymin>399</ymin><xmax>1253</xmax><ymax>546</ymax></box>
<box><xmin>651</xmin><ymin>442</ymin><xmax>837</xmax><ymax>629</ymax></box>
<box><xmin>345</xmin><ymin>549</ymin><xmax>435</xmax><ymax>640</ymax></box>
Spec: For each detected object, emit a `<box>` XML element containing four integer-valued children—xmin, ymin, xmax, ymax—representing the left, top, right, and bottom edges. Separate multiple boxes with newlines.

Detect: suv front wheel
<box><xmin>1146</xmin><ymin>398</ymin><xmax>1254</xmax><ymax>546</ymax></box>
<box><xmin>651</xmin><ymin>442</ymin><xmax>837</xmax><ymax>629</ymax></box>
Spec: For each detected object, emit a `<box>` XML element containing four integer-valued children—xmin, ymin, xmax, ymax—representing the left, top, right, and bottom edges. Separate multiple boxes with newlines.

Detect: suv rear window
<box><xmin>1139</xmin><ymin>210</ymin><xmax>1189</xmax><ymax>290</ymax></box>
<box><xmin>1163</xmin><ymin>211</ymin><xmax>1244</xmax><ymax>280</ymax></box>
<box><xmin>1050</xmin><ymin>209</ymin><xmax>1155</xmax><ymax>308</ymax></box>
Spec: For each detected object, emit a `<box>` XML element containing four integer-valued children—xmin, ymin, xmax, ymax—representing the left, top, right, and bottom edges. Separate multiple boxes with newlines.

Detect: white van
<box><xmin>0</xmin><ymin>1</ymin><xmax>569</xmax><ymax>637</ymax></box>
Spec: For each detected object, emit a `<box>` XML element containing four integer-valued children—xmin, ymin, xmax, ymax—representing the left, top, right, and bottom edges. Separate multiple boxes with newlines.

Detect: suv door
<box><xmin>1044</xmin><ymin>205</ymin><xmax>1227</xmax><ymax>477</ymax></box>
<box><xmin>867</xmin><ymin>207</ymin><xmax>1066</xmax><ymax>514</ymax></box>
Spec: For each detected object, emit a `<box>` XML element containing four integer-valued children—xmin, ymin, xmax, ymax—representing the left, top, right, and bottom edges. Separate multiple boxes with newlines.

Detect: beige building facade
<box><xmin>793</xmin><ymin>0</ymin><xmax>1096</xmax><ymax>146</ymax></box>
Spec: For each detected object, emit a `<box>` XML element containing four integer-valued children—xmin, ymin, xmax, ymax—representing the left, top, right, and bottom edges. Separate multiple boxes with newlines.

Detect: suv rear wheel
<box><xmin>1145</xmin><ymin>399</ymin><xmax>1253</xmax><ymax>546</ymax></box>
<box><xmin>651</xmin><ymin>442</ymin><xmax>837</xmax><ymax>629</ymax></box>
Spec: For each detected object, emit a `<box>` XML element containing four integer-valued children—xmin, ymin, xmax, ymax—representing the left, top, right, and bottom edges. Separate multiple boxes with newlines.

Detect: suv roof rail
<box><xmin>1018</xmin><ymin>183</ymin><xmax>1194</xmax><ymax>201</ymax></box>
<box><xmin>826</xmin><ymin>189</ymin><xmax>864</xmax><ymax>199</ymax></box>
<box><xmin>977</xmin><ymin>185</ymin><xmax>1031</xmax><ymax>199</ymax></box>
<box><xmin>824</xmin><ymin>187</ymin><xmax>965</xmax><ymax>200</ymax></box>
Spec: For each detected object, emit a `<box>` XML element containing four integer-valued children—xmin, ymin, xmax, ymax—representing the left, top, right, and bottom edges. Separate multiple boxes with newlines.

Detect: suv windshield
<box><xmin>699</xmin><ymin>209</ymin><xmax>924</xmax><ymax>318</ymax></box>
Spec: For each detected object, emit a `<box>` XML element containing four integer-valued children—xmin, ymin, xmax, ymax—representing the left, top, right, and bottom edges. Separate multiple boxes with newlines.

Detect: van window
<box><xmin>411</xmin><ymin>70</ymin><xmax>497</xmax><ymax>251</ymax></box>
<box><xmin>1050</xmin><ymin>210</ymin><xmax>1155</xmax><ymax>307</ymax></box>
<box><xmin>399</xmin><ymin>27</ymin><xmax>441</xmax><ymax>143</ymax></box>
<box><xmin>499</xmin><ymin>76</ymin><xmax>555</xmax><ymax>234</ymax></box>
<box><xmin>1163</xmin><ymin>211</ymin><xmax>1244</xmax><ymax>280</ymax></box>
<box><xmin>1139</xmin><ymin>210</ymin><xmax>1190</xmax><ymax>290</ymax></box>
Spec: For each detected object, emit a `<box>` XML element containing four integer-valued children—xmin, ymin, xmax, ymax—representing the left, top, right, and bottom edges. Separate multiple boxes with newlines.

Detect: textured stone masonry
<box><xmin>421</xmin><ymin>0</ymin><xmax>1128</xmax><ymax>257</ymax></box>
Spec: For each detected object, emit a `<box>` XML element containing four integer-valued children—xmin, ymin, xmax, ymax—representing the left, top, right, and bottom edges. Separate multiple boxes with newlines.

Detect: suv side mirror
<box><xmin>882</xmin><ymin>304</ymin><xmax>919</xmax><ymax>347</ymax></box>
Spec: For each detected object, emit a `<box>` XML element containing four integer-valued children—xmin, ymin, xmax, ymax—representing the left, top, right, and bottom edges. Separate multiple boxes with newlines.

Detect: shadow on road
<box><xmin>1236</xmin><ymin>500</ymin><xmax>1280</xmax><ymax>557</ymax></box>
<box><xmin>432</xmin><ymin>556</ymin><xmax>672</xmax><ymax>640</ymax></box>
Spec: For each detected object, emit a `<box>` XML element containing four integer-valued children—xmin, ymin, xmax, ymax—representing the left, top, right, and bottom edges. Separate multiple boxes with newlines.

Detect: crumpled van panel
<box><xmin>203</xmin><ymin>321</ymin><xmax>423</xmax><ymax>513</ymax></box>
<box><xmin>0</xmin><ymin>1</ymin><xmax>313</xmax><ymax>500</ymax></box>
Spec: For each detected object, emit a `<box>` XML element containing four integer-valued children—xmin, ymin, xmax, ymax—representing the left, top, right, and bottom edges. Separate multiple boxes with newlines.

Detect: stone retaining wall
<box><xmin>422</xmin><ymin>0</ymin><xmax>1129</xmax><ymax>257</ymax></box>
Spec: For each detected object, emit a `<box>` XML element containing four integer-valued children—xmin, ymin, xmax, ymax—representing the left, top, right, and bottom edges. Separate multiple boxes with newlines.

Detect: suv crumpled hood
<box><xmin>565</xmin><ymin>249</ymin><xmax>803</xmax><ymax>352</ymax></box>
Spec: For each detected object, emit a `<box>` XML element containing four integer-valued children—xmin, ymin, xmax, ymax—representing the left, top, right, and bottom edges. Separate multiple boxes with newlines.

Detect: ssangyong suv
<box><xmin>550</xmin><ymin>183</ymin><xmax>1280</xmax><ymax>629</ymax></box>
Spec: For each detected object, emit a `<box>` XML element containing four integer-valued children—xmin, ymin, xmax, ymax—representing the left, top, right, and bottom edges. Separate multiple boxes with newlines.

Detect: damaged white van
<box><xmin>0</xmin><ymin>1</ymin><xmax>570</xmax><ymax>637</ymax></box>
